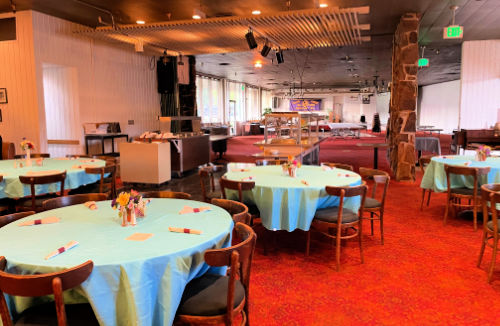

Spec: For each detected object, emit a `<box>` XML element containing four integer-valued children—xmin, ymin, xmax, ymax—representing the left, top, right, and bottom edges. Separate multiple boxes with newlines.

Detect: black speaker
<box><xmin>245</xmin><ymin>31</ymin><xmax>257</xmax><ymax>49</ymax></box>
<box><xmin>276</xmin><ymin>49</ymin><xmax>284</xmax><ymax>64</ymax></box>
<box><xmin>261</xmin><ymin>43</ymin><xmax>271</xmax><ymax>57</ymax></box>
<box><xmin>157</xmin><ymin>57</ymin><xmax>176</xmax><ymax>93</ymax></box>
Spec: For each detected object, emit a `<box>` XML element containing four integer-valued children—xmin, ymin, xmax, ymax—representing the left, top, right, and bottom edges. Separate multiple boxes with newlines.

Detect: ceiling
<box><xmin>2</xmin><ymin>0</ymin><xmax>499</xmax><ymax>89</ymax></box>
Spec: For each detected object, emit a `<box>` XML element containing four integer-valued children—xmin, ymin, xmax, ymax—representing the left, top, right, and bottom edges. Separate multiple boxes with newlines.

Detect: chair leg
<box><xmin>420</xmin><ymin>189</ymin><xmax>426</xmax><ymax>210</ymax></box>
<box><xmin>477</xmin><ymin>232</ymin><xmax>487</xmax><ymax>267</ymax></box>
<box><xmin>473</xmin><ymin>201</ymin><xmax>477</xmax><ymax>231</ymax></box>
<box><xmin>426</xmin><ymin>190</ymin><xmax>432</xmax><ymax>206</ymax></box>
<box><xmin>335</xmin><ymin>228</ymin><xmax>341</xmax><ymax>272</ymax></box>
<box><xmin>370</xmin><ymin>212</ymin><xmax>374</xmax><ymax>236</ymax></box>
<box><xmin>488</xmin><ymin>237</ymin><xmax>498</xmax><ymax>283</ymax></box>
<box><xmin>443</xmin><ymin>197</ymin><xmax>450</xmax><ymax>225</ymax></box>
<box><xmin>358</xmin><ymin>224</ymin><xmax>364</xmax><ymax>264</ymax></box>
<box><xmin>305</xmin><ymin>230</ymin><xmax>310</xmax><ymax>256</ymax></box>
<box><xmin>379</xmin><ymin>211</ymin><xmax>384</xmax><ymax>245</ymax></box>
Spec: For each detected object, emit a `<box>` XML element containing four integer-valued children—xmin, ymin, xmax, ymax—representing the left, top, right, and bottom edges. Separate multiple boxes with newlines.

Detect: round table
<box><xmin>0</xmin><ymin>198</ymin><xmax>233</xmax><ymax>326</ymax></box>
<box><xmin>420</xmin><ymin>155</ymin><xmax>500</xmax><ymax>192</ymax></box>
<box><xmin>224</xmin><ymin>164</ymin><xmax>362</xmax><ymax>231</ymax></box>
<box><xmin>0</xmin><ymin>158</ymin><xmax>107</xmax><ymax>199</ymax></box>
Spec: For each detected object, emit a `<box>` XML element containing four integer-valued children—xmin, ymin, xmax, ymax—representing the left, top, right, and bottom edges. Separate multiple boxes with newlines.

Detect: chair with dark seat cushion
<box><xmin>444</xmin><ymin>164</ymin><xmax>490</xmax><ymax>231</ymax></box>
<box><xmin>42</xmin><ymin>193</ymin><xmax>108</xmax><ymax>211</ymax></box>
<box><xmin>359</xmin><ymin>167</ymin><xmax>390</xmax><ymax>244</ymax></box>
<box><xmin>0</xmin><ymin>257</ymin><xmax>98</xmax><ymax>326</ymax></box>
<box><xmin>71</xmin><ymin>165</ymin><xmax>117</xmax><ymax>199</ymax></box>
<box><xmin>175</xmin><ymin>223</ymin><xmax>256</xmax><ymax>326</ymax></box>
<box><xmin>142</xmin><ymin>191</ymin><xmax>191</xmax><ymax>199</ymax></box>
<box><xmin>419</xmin><ymin>155</ymin><xmax>436</xmax><ymax>210</ymax></box>
<box><xmin>478</xmin><ymin>184</ymin><xmax>500</xmax><ymax>283</ymax></box>
<box><xmin>0</xmin><ymin>211</ymin><xmax>35</xmax><ymax>228</ymax></box>
<box><xmin>199</xmin><ymin>165</ymin><xmax>224</xmax><ymax>203</ymax></box>
<box><xmin>17</xmin><ymin>172</ymin><xmax>67</xmax><ymax>212</ymax></box>
<box><xmin>306</xmin><ymin>183</ymin><xmax>367</xmax><ymax>271</ymax></box>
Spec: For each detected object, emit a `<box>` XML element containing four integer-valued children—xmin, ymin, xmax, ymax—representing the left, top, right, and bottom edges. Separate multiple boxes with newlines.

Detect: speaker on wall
<box><xmin>272</xmin><ymin>97</ymin><xmax>280</xmax><ymax>109</ymax></box>
<box><xmin>157</xmin><ymin>56</ymin><xmax>177</xmax><ymax>93</ymax></box>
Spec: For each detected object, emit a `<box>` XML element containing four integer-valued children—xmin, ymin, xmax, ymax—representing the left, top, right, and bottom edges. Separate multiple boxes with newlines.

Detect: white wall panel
<box><xmin>0</xmin><ymin>11</ymin><xmax>41</xmax><ymax>153</ymax></box>
<box><xmin>460</xmin><ymin>40</ymin><xmax>500</xmax><ymax>129</ymax></box>
<box><xmin>419</xmin><ymin>80</ymin><xmax>460</xmax><ymax>133</ymax></box>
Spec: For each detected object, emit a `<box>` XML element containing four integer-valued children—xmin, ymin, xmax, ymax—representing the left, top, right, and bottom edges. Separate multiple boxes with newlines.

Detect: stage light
<box><xmin>261</xmin><ymin>40</ymin><xmax>271</xmax><ymax>57</ymax></box>
<box><xmin>276</xmin><ymin>48</ymin><xmax>284</xmax><ymax>64</ymax></box>
<box><xmin>245</xmin><ymin>28</ymin><xmax>258</xmax><ymax>49</ymax></box>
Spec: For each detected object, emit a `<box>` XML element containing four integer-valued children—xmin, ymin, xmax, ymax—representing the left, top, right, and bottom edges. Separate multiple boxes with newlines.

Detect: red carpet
<box><xmin>223</xmin><ymin>134</ymin><xmax>500</xmax><ymax>325</ymax></box>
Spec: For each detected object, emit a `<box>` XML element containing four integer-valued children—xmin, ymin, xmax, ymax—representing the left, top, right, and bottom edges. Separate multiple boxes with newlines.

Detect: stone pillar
<box><xmin>388</xmin><ymin>13</ymin><xmax>420</xmax><ymax>181</ymax></box>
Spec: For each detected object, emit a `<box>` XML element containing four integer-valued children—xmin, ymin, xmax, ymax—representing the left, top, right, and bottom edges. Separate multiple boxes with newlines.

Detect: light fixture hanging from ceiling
<box><xmin>192</xmin><ymin>0</ymin><xmax>206</xmax><ymax>19</ymax></box>
<box><xmin>245</xmin><ymin>28</ymin><xmax>258</xmax><ymax>49</ymax></box>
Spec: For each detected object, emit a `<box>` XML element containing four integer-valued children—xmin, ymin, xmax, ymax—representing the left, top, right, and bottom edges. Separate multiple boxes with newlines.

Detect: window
<box><xmin>196</xmin><ymin>76</ymin><xmax>223</xmax><ymax>123</ymax></box>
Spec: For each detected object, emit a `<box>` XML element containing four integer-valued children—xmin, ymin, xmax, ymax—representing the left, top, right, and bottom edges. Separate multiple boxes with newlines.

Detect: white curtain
<box><xmin>196</xmin><ymin>76</ymin><xmax>223</xmax><ymax>123</ymax></box>
<box><xmin>419</xmin><ymin>80</ymin><xmax>460</xmax><ymax>133</ymax></box>
<box><xmin>246</xmin><ymin>87</ymin><xmax>260</xmax><ymax>121</ymax></box>
<box><xmin>262</xmin><ymin>89</ymin><xmax>272</xmax><ymax>111</ymax></box>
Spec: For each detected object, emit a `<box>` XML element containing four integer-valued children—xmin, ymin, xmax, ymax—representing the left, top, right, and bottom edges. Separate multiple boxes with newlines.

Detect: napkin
<box><xmin>84</xmin><ymin>201</ymin><xmax>97</xmax><ymax>210</ymax></box>
<box><xmin>26</xmin><ymin>170</ymin><xmax>61</xmax><ymax>176</ymax></box>
<box><xmin>18</xmin><ymin>216</ymin><xmax>60</xmax><ymax>226</ymax></box>
<box><xmin>321</xmin><ymin>165</ymin><xmax>334</xmax><ymax>171</ymax></box>
<box><xmin>45</xmin><ymin>240</ymin><xmax>79</xmax><ymax>260</ymax></box>
<box><xmin>79</xmin><ymin>159</ymin><xmax>96</xmax><ymax>163</ymax></box>
<box><xmin>464</xmin><ymin>161</ymin><xmax>472</xmax><ymax>166</ymax></box>
<box><xmin>168</xmin><ymin>227</ymin><xmax>202</xmax><ymax>235</ymax></box>
<box><xmin>126</xmin><ymin>233</ymin><xmax>153</xmax><ymax>241</ymax></box>
<box><xmin>241</xmin><ymin>176</ymin><xmax>255</xmax><ymax>181</ymax></box>
<box><xmin>233</xmin><ymin>168</ymin><xmax>251</xmax><ymax>172</ymax></box>
<box><xmin>72</xmin><ymin>164</ymin><xmax>98</xmax><ymax>170</ymax></box>
<box><xmin>35</xmin><ymin>158</ymin><xmax>44</xmax><ymax>166</ymax></box>
<box><xmin>301</xmin><ymin>180</ymin><xmax>309</xmax><ymax>186</ymax></box>
<box><xmin>337</xmin><ymin>173</ymin><xmax>355</xmax><ymax>177</ymax></box>
<box><xmin>179</xmin><ymin>206</ymin><xmax>211</xmax><ymax>214</ymax></box>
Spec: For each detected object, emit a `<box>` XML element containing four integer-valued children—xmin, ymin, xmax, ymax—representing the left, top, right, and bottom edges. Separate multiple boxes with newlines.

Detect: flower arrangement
<box><xmin>111</xmin><ymin>190</ymin><xmax>150</xmax><ymax>226</ymax></box>
<box><xmin>20</xmin><ymin>139</ymin><xmax>35</xmax><ymax>151</ymax></box>
<box><xmin>282</xmin><ymin>156</ymin><xmax>302</xmax><ymax>177</ymax></box>
<box><xmin>476</xmin><ymin>145</ymin><xmax>491</xmax><ymax>162</ymax></box>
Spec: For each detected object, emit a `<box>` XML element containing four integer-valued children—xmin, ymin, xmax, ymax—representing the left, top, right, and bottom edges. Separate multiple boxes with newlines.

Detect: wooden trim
<box><xmin>47</xmin><ymin>140</ymin><xmax>80</xmax><ymax>145</ymax></box>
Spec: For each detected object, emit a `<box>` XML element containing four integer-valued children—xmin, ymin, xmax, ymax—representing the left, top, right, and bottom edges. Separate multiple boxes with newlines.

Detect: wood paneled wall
<box><xmin>460</xmin><ymin>40</ymin><xmax>500</xmax><ymax>129</ymax></box>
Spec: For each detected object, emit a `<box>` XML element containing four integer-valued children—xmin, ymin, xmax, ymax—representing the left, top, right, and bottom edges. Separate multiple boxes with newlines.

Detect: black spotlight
<box><xmin>261</xmin><ymin>40</ymin><xmax>271</xmax><ymax>57</ymax></box>
<box><xmin>276</xmin><ymin>48</ymin><xmax>284</xmax><ymax>64</ymax></box>
<box><xmin>245</xmin><ymin>29</ymin><xmax>258</xmax><ymax>49</ymax></box>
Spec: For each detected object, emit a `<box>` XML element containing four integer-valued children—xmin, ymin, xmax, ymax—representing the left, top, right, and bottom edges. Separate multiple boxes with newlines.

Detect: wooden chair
<box><xmin>176</xmin><ymin>223</ymin><xmax>257</xmax><ymax>326</ymax></box>
<box><xmin>359</xmin><ymin>167</ymin><xmax>389</xmax><ymax>244</ymax></box>
<box><xmin>14</xmin><ymin>153</ymin><xmax>50</xmax><ymax>159</ymax></box>
<box><xmin>478</xmin><ymin>184</ymin><xmax>500</xmax><ymax>283</ymax></box>
<box><xmin>17</xmin><ymin>171</ymin><xmax>67</xmax><ymax>212</ymax></box>
<box><xmin>255</xmin><ymin>159</ymin><xmax>287</xmax><ymax>166</ymax></box>
<box><xmin>199</xmin><ymin>165</ymin><xmax>224</xmax><ymax>203</ymax></box>
<box><xmin>0</xmin><ymin>211</ymin><xmax>35</xmax><ymax>228</ymax></box>
<box><xmin>66</xmin><ymin>154</ymin><xmax>91</xmax><ymax>159</ymax></box>
<box><xmin>42</xmin><ymin>193</ymin><xmax>108</xmax><ymax>211</ymax></box>
<box><xmin>0</xmin><ymin>258</ymin><xmax>98</xmax><ymax>326</ymax></box>
<box><xmin>211</xmin><ymin>198</ymin><xmax>251</xmax><ymax>225</ymax></box>
<box><xmin>306</xmin><ymin>184</ymin><xmax>367</xmax><ymax>271</ymax></box>
<box><xmin>0</xmin><ymin>176</ymin><xmax>11</xmax><ymax>215</ymax></box>
<box><xmin>444</xmin><ymin>164</ymin><xmax>490</xmax><ymax>231</ymax></box>
<box><xmin>92</xmin><ymin>155</ymin><xmax>117</xmax><ymax>166</ymax></box>
<box><xmin>83</xmin><ymin>165</ymin><xmax>117</xmax><ymax>199</ymax></box>
<box><xmin>419</xmin><ymin>155</ymin><xmax>435</xmax><ymax>210</ymax></box>
<box><xmin>321</xmin><ymin>162</ymin><xmax>354</xmax><ymax>171</ymax></box>
<box><xmin>142</xmin><ymin>191</ymin><xmax>191</xmax><ymax>199</ymax></box>
<box><xmin>220</xmin><ymin>176</ymin><xmax>259</xmax><ymax>222</ymax></box>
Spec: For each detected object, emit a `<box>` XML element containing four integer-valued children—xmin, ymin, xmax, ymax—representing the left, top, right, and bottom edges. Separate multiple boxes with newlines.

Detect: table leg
<box><xmin>374</xmin><ymin>148</ymin><xmax>379</xmax><ymax>169</ymax></box>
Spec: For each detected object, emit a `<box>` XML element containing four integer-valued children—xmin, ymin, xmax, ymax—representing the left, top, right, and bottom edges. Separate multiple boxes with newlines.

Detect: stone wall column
<box><xmin>388</xmin><ymin>13</ymin><xmax>420</xmax><ymax>181</ymax></box>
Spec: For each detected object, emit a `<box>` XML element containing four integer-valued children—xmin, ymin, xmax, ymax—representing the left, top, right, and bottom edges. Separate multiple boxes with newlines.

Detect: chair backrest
<box><xmin>1</xmin><ymin>142</ymin><xmax>15</xmax><ymax>160</ymax></box>
<box><xmin>219</xmin><ymin>176</ymin><xmax>255</xmax><ymax>203</ymax></box>
<box><xmin>325</xmin><ymin>184</ymin><xmax>367</xmax><ymax>224</ymax></box>
<box><xmin>418</xmin><ymin>155</ymin><xmax>435</xmax><ymax>174</ymax></box>
<box><xmin>211</xmin><ymin>198</ymin><xmax>250</xmax><ymax>225</ymax></box>
<box><xmin>0</xmin><ymin>211</ymin><xmax>35</xmax><ymax>228</ymax></box>
<box><xmin>0</xmin><ymin>257</ymin><xmax>93</xmax><ymax>326</ymax></box>
<box><xmin>203</xmin><ymin>223</ymin><xmax>256</xmax><ymax>324</ymax></box>
<box><xmin>19</xmin><ymin>172</ymin><xmax>67</xmax><ymax>210</ymax></box>
<box><xmin>359</xmin><ymin>167</ymin><xmax>390</xmax><ymax>207</ymax></box>
<box><xmin>444</xmin><ymin>164</ymin><xmax>490</xmax><ymax>197</ymax></box>
<box><xmin>199</xmin><ymin>165</ymin><xmax>224</xmax><ymax>202</ymax></box>
<box><xmin>480</xmin><ymin>184</ymin><xmax>500</xmax><ymax>232</ymax></box>
<box><xmin>487</xmin><ymin>191</ymin><xmax>500</xmax><ymax>235</ymax></box>
<box><xmin>42</xmin><ymin>193</ymin><xmax>108</xmax><ymax>211</ymax></box>
<box><xmin>322</xmin><ymin>162</ymin><xmax>354</xmax><ymax>171</ymax></box>
<box><xmin>255</xmin><ymin>159</ymin><xmax>287</xmax><ymax>166</ymax></box>
<box><xmin>142</xmin><ymin>191</ymin><xmax>191</xmax><ymax>199</ymax></box>
<box><xmin>14</xmin><ymin>153</ymin><xmax>50</xmax><ymax>159</ymax></box>
<box><xmin>92</xmin><ymin>156</ymin><xmax>117</xmax><ymax>166</ymax></box>
<box><xmin>85</xmin><ymin>165</ymin><xmax>117</xmax><ymax>199</ymax></box>
<box><xmin>66</xmin><ymin>154</ymin><xmax>91</xmax><ymax>159</ymax></box>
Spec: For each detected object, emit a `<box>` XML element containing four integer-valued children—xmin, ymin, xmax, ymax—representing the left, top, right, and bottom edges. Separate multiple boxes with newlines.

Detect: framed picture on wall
<box><xmin>0</xmin><ymin>88</ymin><xmax>7</xmax><ymax>104</ymax></box>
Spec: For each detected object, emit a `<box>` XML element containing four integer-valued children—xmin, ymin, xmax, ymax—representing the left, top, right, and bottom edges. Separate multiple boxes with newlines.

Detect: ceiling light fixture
<box><xmin>254</xmin><ymin>61</ymin><xmax>263</xmax><ymax>68</ymax></box>
<box><xmin>252</xmin><ymin>10</ymin><xmax>261</xmax><ymax>15</ymax></box>
<box><xmin>261</xmin><ymin>40</ymin><xmax>271</xmax><ymax>57</ymax></box>
<box><xmin>245</xmin><ymin>28</ymin><xmax>258</xmax><ymax>49</ymax></box>
<box><xmin>192</xmin><ymin>8</ymin><xmax>206</xmax><ymax>19</ymax></box>
<box><xmin>319</xmin><ymin>3</ymin><xmax>328</xmax><ymax>8</ymax></box>
<box><xmin>276</xmin><ymin>48</ymin><xmax>284</xmax><ymax>64</ymax></box>
<box><xmin>136</xmin><ymin>20</ymin><xmax>145</xmax><ymax>24</ymax></box>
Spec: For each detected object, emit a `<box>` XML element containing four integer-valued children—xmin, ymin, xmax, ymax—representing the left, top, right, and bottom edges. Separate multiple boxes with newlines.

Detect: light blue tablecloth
<box><xmin>0</xmin><ymin>199</ymin><xmax>233</xmax><ymax>326</ymax></box>
<box><xmin>224</xmin><ymin>164</ymin><xmax>361</xmax><ymax>232</ymax></box>
<box><xmin>420</xmin><ymin>155</ymin><xmax>500</xmax><ymax>192</ymax></box>
<box><xmin>0</xmin><ymin>158</ymin><xmax>107</xmax><ymax>198</ymax></box>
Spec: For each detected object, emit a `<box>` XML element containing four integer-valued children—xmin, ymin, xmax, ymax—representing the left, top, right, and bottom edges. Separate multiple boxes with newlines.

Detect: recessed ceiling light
<box><xmin>252</xmin><ymin>10</ymin><xmax>261</xmax><ymax>15</ymax></box>
<box><xmin>136</xmin><ymin>20</ymin><xmax>145</xmax><ymax>24</ymax></box>
<box><xmin>319</xmin><ymin>3</ymin><xmax>328</xmax><ymax>8</ymax></box>
<box><xmin>254</xmin><ymin>61</ymin><xmax>262</xmax><ymax>68</ymax></box>
<box><xmin>192</xmin><ymin>14</ymin><xmax>201</xmax><ymax>19</ymax></box>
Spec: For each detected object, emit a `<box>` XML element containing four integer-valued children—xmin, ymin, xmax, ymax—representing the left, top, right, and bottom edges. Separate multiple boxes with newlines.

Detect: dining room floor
<box><xmin>122</xmin><ymin>132</ymin><xmax>500</xmax><ymax>325</ymax></box>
